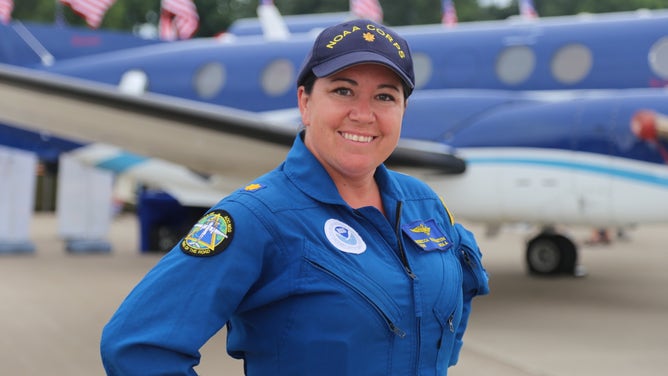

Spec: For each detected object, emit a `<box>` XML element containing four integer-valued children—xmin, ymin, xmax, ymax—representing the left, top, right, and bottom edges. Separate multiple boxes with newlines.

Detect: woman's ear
<box><xmin>297</xmin><ymin>86</ymin><xmax>310</xmax><ymax>126</ymax></box>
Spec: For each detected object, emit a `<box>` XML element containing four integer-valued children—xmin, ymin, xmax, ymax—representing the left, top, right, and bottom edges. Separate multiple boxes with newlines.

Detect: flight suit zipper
<box><xmin>394</xmin><ymin>201</ymin><xmax>422</xmax><ymax>373</ymax></box>
<box><xmin>394</xmin><ymin>201</ymin><xmax>416</xmax><ymax>279</ymax></box>
<box><xmin>459</xmin><ymin>243</ymin><xmax>487</xmax><ymax>295</ymax></box>
<box><xmin>436</xmin><ymin>313</ymin><xmax>455</xmax><ymax>349</ymax></box>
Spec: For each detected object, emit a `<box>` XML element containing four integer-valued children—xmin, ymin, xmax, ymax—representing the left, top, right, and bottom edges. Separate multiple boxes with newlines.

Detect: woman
<box><xmin>101</xmin><ymin>19</ymin><xmax>489</xmax><ymax>375</ymax></box>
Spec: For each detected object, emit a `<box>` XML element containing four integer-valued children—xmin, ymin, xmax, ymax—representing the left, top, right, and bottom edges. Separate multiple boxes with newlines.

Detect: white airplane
<box><xmin>1</xmin><ymin>63</ymin><xmax>668</xmax><ymax>276</ymax></box>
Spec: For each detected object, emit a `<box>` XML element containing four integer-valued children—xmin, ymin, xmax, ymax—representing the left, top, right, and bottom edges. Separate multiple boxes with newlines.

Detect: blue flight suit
<box><xmin>101</xmin><ymin>133</ymin><xmax>489</xmax><ymax>375</ymax></box>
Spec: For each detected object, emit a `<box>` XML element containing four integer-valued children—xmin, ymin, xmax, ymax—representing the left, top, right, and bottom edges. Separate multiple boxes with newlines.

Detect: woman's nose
<box><xmin>348</xmin><ymin>99</ymin><xmax>375</xmax><ymax>123</ymax></box>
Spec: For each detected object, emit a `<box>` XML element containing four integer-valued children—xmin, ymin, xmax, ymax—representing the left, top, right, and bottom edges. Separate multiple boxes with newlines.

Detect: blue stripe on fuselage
<box><xmin>468</xmin><ymin>156</ymin><xmax>668</xmax><ymax>187</ymax></box>
<box><xmin>96</xmin><ymin>153</ymin><xmax>146</xmax><ymax>173</ymax></box>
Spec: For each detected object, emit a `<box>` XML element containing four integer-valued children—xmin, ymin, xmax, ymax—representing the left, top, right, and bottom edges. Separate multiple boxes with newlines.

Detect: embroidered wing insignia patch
<box><xmin>402</xmin><ymin>219</ymin><xmax>451</xmax><ymax>252</ymax></box>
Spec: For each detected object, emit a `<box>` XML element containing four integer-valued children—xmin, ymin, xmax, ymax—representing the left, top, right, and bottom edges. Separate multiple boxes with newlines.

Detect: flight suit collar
<box><xmin>283</xmin><ymin>132</ymin><xmax>402</xmax><ymax>206</ymax></box>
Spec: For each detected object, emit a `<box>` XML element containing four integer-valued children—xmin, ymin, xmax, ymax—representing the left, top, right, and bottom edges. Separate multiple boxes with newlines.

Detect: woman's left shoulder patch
<box><xmin>180</xmin><ymin>210</ymin><xmax>234</xmax><ymax>257</ymax></box>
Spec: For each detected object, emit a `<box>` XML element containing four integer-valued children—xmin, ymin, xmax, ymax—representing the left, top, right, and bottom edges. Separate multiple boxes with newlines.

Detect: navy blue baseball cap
<box><xmin>297</xmin><ymin>19</ymin><xmax>415</xmax><ymax>96</ymax></box>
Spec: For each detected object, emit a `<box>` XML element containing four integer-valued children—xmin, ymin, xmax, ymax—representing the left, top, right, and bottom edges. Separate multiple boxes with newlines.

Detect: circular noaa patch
<box><xmin>324</xmin><ymin>218</ymin><xmax>366</xmax><ymax>254</ymax></box>
<box><xmin>181</xmin><ymin>210</ymin><xmax>234</xmax><ymax>257</ymax></box>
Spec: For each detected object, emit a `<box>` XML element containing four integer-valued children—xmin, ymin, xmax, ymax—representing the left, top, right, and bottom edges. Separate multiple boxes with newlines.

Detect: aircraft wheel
<box><xmin>526</xmin><ymin>234</ymin><xmax>577</xmax><ymax>276</ymax></box>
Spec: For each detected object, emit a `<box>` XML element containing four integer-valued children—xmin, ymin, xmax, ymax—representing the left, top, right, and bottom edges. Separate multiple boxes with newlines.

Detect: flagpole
<box><xmin>54</xmin><ymin>0</ymin><xmax>65</xmax><ymax>26</ymax></box>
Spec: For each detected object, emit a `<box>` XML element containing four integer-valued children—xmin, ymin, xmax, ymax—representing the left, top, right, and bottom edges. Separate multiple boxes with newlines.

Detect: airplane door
<box><xmin>571</xmin><ymin>101</ymin><xmax>615</xmax><ymax>225</ymax></box>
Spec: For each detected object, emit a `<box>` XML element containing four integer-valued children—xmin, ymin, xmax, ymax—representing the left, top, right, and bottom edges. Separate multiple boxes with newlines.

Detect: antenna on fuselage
<box><xmin>11</xmin><ymin>21</ymin><xmax>55</xmax><ymax>67</ymax></box>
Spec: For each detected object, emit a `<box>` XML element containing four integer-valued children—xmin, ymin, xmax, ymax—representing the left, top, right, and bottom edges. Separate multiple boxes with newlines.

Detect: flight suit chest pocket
<box><xmin>302</xmin><ymin>242</ymin><xmax>406</xmax><ymax>337</ymax></box>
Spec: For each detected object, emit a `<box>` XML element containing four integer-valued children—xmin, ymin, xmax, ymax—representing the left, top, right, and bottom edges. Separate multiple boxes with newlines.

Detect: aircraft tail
<box><xmin>257</xmin><ymin>3</ymin><xmax>290</xmax><ymax>41</ymax></box>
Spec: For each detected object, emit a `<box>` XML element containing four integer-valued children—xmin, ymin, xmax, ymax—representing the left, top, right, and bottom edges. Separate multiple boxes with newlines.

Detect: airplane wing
<box><xmin>0</xmin><ymin>63</ymin><xmax>464</xmax><ymax>206</ymax></box>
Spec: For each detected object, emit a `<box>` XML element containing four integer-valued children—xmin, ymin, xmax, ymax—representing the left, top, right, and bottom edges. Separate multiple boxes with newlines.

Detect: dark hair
<box><xmin>300</xmin><ymin>73</ymin><xmax>317</xmax><ymax>94</ymax></box>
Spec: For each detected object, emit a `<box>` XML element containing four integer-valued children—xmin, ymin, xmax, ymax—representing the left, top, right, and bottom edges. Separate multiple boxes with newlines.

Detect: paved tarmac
<box><xmin>1</xmin><ymin>212</ymin><xmax>667</xmax><ymax>375</ymax></box>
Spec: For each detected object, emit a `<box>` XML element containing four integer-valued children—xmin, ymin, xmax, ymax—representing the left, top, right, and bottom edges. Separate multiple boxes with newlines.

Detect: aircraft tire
<box><xmin>526</xmin><ymin>234</ymin><xmax>577</xmax><ymax>276</ymax></box>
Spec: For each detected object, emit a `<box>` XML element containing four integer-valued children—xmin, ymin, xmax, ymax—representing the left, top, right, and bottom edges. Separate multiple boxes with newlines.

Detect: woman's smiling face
<box><xmin>298</xmin><ymin>63</ymin><xmax>407</xmax><ymax>182</ymax></box>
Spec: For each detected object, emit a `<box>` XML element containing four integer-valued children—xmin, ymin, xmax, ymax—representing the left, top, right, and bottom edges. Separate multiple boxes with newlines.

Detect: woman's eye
<box><xmin>377</xmin><ymin>93</ymin><xmax>396</xmax><ymax>102</ymax></box>
<box><xmin>334</xmin><ymin>87</ymin><xmax>352</xmax><ymax>96</ymax></box>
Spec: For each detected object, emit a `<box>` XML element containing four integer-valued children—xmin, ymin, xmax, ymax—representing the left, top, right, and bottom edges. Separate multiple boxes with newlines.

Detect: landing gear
<box><xmin>526</xmin><ymin>232</ymin><xmax>583</xmax><ymax>276</ymax></box>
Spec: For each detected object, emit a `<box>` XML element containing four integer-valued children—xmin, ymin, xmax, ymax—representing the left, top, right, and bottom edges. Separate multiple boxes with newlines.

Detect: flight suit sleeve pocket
<box><xmin>454</xmin><ymin>223</ymin><xmax>490</xmax><ymax>297</ymax></box>
<box><xmin>448</xmin><ymin>223</ymin><xmax>489</xmax><ymax>366</ymax></box>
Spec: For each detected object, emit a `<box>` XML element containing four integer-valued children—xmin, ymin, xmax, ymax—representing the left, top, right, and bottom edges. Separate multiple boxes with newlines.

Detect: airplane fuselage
<box><xmin>31</xmin><ymin>10</ymin><xmax>668</xmax><ymax>113</ymax></box>
<box><xmin>403</xmin><ymin>89</ymin><xmax>668</xmax><ymax>227</ymax></box>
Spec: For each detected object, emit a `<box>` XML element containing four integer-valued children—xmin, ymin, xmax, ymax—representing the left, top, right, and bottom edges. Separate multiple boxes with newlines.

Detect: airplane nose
<box><xmin>631</xmin><ymin>109</ymin><xmax>668</xmax><ymax>141</ymax></box>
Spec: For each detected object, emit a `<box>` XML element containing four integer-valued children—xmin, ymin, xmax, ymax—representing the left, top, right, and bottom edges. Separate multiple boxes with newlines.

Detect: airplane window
<box><xmin>412</xmin><ymin>52</ymin><xmax>432</xmax><ymax>89</ymax></box>
<box><xmin>262</xmin><ymin>59</ymin><xmax>295</xmax><ymax>97</ymax></box>
<box><xmin>496</xmin><ymin>45</ymin><xmax>535</xmax><ymax>85</ymax></box>
<box><xmin>551</xmin><ymin>43</ymin><xmax>592</xmax><ymax>84</ymax></box>
<box><xmin>649</xmin><ymin>37</ymin><xmax>668</xmax><ymax>79</ymax></box>
<box><xmin>194</xmin><ymin>62</ymin><xmax>225</xmax><ymax>99</ymax></box>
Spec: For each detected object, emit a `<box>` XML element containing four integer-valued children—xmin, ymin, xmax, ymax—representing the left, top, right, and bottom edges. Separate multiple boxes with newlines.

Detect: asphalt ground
<box><xmin>1</xmin><ymin>213</ymin><xmax>666</xmax><ymax>375</ymax></box>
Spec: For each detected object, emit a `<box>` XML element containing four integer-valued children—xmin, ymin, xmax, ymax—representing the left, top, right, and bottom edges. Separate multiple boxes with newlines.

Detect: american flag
<box><xmin>59</xmin><ymin>0</ymin><xmax>116</xmax><ymax>28</ymax></box>
<box><xmin>160</xmin><ymin>0</ymin><xmax>199</xmax><ymax>40</ymax></box>
<box><xmin>350</xmin><ymin>0</ymin><xmax>383</xmax><ymax>23</ymax></box>
<box><xmin>519</xmin><ymin>0</ymin><xmax>538</xmax><ymax>19</ymax></box>
<box><xmin>0</xmin><ymin>0</ymin><xmax>13</xmax><ymax>24</ymax></box>
<box><xmin>441</xmin><ymin>0</ymin><xmax>457</xmax><ymax>27</ymax></box>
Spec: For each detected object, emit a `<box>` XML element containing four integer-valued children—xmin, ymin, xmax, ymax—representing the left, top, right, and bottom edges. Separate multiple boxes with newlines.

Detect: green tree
<box><xmin>10</xmin><ymin>0</ymin><xmax>668</xmax><ymax>37</ymax></box>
